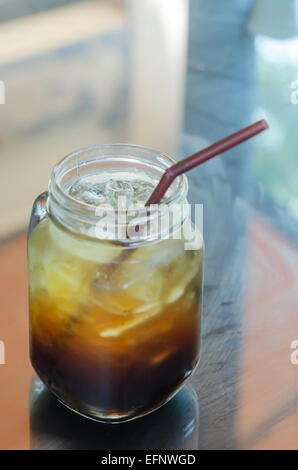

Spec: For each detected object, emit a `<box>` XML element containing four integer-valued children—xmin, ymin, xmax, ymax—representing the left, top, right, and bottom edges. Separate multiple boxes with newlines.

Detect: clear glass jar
<box><xmin>28</xmin><ymin>144</ymin><xmax>203</xmax><ymax>422</ymax></box>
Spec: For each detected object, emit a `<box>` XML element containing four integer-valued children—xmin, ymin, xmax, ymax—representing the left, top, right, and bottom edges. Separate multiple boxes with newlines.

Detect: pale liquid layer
<box><xmin>29</xmin><ymin>217</ymin><xmax>202</xmax><ymax>340</ymax></box>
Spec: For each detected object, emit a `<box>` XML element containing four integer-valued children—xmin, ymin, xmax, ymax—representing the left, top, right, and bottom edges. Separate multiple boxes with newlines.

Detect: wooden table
<box><xmin>0</xmin><ymin>0</ymin><xmax>297</xmax><ymax>450</ymax></box>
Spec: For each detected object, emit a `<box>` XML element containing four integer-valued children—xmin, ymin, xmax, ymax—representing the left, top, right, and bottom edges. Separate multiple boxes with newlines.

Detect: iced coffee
<box><xmin>28</xmin><ymin>145</ymin><xmax>203</xmax><ymax>422</ymax></box>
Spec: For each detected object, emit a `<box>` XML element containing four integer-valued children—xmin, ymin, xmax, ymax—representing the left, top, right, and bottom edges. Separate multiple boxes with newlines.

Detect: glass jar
<box><xmin>28</xmin><ymin>144</ymin><xmax>203</xmax><ymax>423</ymax></box>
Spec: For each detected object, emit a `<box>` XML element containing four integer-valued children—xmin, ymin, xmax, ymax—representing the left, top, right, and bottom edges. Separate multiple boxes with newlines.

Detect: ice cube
<box><xmin>130</xmin><ymin>238</ymin><xmax>184</xmax><ymax>265</ymax></box>
<box><xmin>45</xmin><ymin>257</ymin><xmax>91</xmax><ymax>315</ymax></box>
<box><xmin>49</xmin><ymin>219</ymin><xmax>122</xmax><ymax>263</ymax></box>
<box><xmin>123</xmin><ymin>263</ymin><xmax>164</xmax><ymax>303</ymax></box>
<box><xmin>81</xmin><ymin>191</ymin><xmax>106</xmax><ymax>205</ymax></box>
<box><xmin>165</xmin><ymin>253</ymin><xmax>201</xmax><ymax>304</ymax></box>
<box><xmin>132</xmin><ymin>301</ymin><xmax>160</xmax><ymax>314</ymax></box>
<box><xmin>99</xmin><ymin>303</ymin><xmax>162</xmax><ymax>337</ymax></box>
<box><xmin>165</xmin><ymin>285</ymin><xmax>185</xmax><ymax>304</ymax></box>
<box><xmin>93</xmin><ymin>288</ymin><xmax>142</xmax><ymax>316</ymax></box>
<box><xmin>67</xmin><ymin>171</ymin><xmax>161</xmax><ymax>209</ymax></box>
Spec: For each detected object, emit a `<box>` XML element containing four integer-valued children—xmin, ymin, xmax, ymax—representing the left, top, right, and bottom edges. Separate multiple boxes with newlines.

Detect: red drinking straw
<box><xmin>145</xmin><ymin>119</ymin><xmax>268</xmax><ymax>206</ymax></box>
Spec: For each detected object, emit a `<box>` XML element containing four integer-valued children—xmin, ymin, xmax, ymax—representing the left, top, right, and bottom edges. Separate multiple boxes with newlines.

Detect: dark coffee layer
<box><xmin>30</xmin><ymin>327</ymin><xmax>200</xmax><ymax>421</ymax></box>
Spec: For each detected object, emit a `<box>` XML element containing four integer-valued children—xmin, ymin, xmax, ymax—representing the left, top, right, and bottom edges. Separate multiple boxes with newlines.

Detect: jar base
<box><xmin>32</xmin><ymin>355</ymin><xmax>200</xmax><ymax>424</ymax></box>
<box><xmin>55</xmin><ymin>383</ymin><xmax>185</xmax><ymax>424</ymax></box>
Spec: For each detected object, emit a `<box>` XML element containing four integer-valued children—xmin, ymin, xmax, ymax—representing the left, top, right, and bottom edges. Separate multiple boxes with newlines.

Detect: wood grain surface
<box><xmin>0</xmin><ymin>0</ymin><xmax>297</xmax><ymax>450</ymax></box>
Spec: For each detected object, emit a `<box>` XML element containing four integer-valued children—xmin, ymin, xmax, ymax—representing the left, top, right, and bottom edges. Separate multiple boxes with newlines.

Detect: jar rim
<box><xmin>52</xmin><ymin>143</ymin><xmax>188</xmax><ymax>210</ymax></box>
<box><xmin>48</xmin><ymin>143</ymin><xmax>189</xmax><ymax>244</ymax></box>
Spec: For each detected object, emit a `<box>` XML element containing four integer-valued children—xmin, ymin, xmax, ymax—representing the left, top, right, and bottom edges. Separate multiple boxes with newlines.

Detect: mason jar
<box><xmin>28</xmin><ymin>144</ymin><xmax>203</xmax><ymax>422</ymax></box>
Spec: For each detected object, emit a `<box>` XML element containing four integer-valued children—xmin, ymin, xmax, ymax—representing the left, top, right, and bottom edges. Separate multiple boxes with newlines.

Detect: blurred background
<box><xmin>0</xmin><ymin>0</ymin><xmax>297</xmax><ymax>239</ymax></box>
<box><xmin>0</xmin><ymin>0</ymin><xmax>298</xmax><ymax>451</ymax></box>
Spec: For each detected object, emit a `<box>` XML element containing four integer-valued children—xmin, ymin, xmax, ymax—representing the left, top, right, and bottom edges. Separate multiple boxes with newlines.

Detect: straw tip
<box><xmin>258</xmin><ymin>119</ymin><xmax>269</xmax><ymax>130</ymax></box>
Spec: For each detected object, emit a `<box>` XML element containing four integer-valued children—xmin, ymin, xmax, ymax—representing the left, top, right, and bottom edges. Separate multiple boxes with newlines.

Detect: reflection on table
<box><xmin>29</xmin><ymin>378</ymin><xmax>199</xmax><ymax>450</ymax></box>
